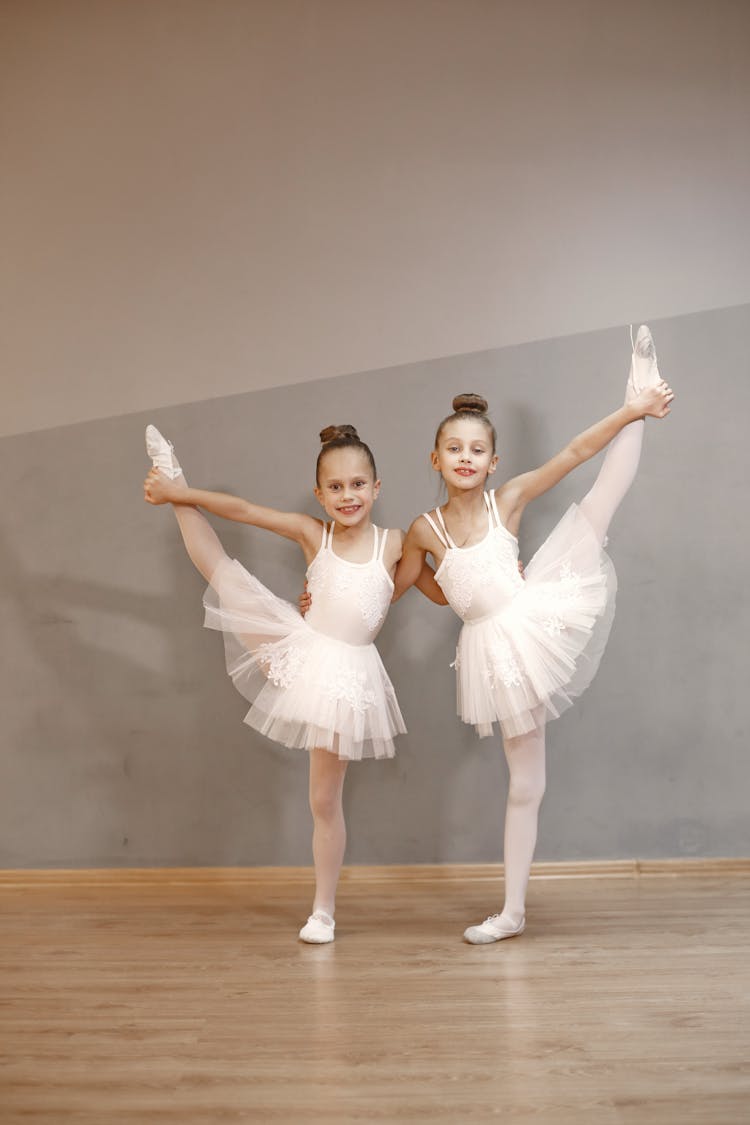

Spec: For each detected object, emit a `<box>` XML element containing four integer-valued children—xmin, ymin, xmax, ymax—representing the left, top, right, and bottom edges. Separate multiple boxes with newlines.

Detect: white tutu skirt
<box><xmin>456</xmin><ymin>504</ymin><xmax>617</xmax><ymax>740</ymax></box>
<box><xmin>202</xmin><ymin>558</ymin><xmax>405</xmax><ymax>760</ymax></box>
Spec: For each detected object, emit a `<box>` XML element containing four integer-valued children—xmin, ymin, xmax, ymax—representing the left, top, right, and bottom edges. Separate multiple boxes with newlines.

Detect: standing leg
<box><xmin>464</xmin><ymin>721</ymin><xmax>546</xmax><ymax>944</ymax></box>
<box><xmin>500</xmin><ymin>721</ymin><xmax>547</xmax><ymax>923</ymax></box>
<box><xmin>299</xmin><ymin>747</ymin><xmax>349</xmax><ymax>943</ymax></box>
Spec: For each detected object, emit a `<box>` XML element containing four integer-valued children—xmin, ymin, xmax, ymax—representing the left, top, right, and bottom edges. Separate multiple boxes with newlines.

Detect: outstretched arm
<box><xmin>144</xmin><ymin>470</ymin><xmax>321</xmax><ymax>554</ymax></box>
<box><xmin>496</xmin><ymin>382</ymin><xmax>673</xmax><ymax>533</ymax></box>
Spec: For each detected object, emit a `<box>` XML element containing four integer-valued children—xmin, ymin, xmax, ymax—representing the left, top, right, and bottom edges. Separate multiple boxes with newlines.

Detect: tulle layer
<box><xmin>203</xmin><ymin>558</ymin><xmax>405</xmax><ymax>760</ymax></box>
<box><xmin>455</xmin><ymin>504</ymin><xmax>617</xmax><ymax>740</ymax></box>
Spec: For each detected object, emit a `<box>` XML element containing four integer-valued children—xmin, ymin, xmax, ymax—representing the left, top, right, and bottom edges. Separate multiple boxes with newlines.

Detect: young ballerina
<box><xmin>394</xmin><ymin>325</ymin><xmax>674</xmax><ymax>943</ymax></box>
<box><xmin>143</xmin><ymin>422</ymin><xmax>442</xmax><ymax>943</ymax></box>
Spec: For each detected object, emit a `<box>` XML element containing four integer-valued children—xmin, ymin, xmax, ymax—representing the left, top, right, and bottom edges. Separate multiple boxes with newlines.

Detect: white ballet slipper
<box><xmin>463</xmin><ymin>913</ymin><xmax>525</xmax><ymax>945</ymax></box>
<box><xmin>627</xmin><ymin>324</ymin><xmax>661</xmax><ymax>398</ymax></box>
<box><xmin>145</xmin><ymin>424</ymin><xmax>182</xmax><ymax>479</ymax></box>
<box><xmin>299</xmin><ymin>911</ymin><xmax>335</xmax><ymax>944</ymax></box>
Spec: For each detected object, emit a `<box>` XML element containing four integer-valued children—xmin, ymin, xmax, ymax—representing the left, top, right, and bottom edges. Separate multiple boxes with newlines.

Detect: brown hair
<box><xmin>434</xmin><ymin>393</ymin><xmax>497</xmax><ymax>452</ymax></box>
<box><xmin>316</xmin><ymin>424</ymin><xmax>377</xmax><ymax>485</ymax></box>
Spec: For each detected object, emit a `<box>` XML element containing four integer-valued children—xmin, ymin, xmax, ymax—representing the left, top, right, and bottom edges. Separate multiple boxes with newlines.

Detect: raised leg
<box><xmin>144</xmin><ymin>426</ymin><xmax>228</xmax><ymax>583</ymax></box>
<box><xmin>579</xmin><ymin>324</ymin><xmax>667</xmax><ymax>544</ymax></box>
<box><xmin>579</xmin><ymin>418</ymin><xmax>645</xmax><ymax>544</ymax></box>
<box><xmin>146</xmin><ymin>466</ymin><xmax>228</xmax><ymax>583</ymax></box>
<box><xmin>171</xmin><ymin>493</ymin><xmax>227</xmax><ymax>583</ymax></box>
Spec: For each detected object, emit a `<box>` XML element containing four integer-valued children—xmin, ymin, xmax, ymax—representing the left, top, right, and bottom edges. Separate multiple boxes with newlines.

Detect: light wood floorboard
<box><xmin>1</xmin><ymin>870</ymin><xmax>748</xmax><ymax>1123</ymax></box>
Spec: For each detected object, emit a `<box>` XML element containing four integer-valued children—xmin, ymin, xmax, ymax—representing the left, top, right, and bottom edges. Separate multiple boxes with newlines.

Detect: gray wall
<box><xmin>2</xmin><ymin>1</ymin><xmax>749</xmax><ymax>865</ymax></box>
<box><xmin>2</xmin><ymin>305</ymin><xmax>748</xmax><ymax>866</ymax></box>
<box><xmin>3</xmin><ymin>0</ymin><xmax>750</xmax><ymax>435</ymax></box>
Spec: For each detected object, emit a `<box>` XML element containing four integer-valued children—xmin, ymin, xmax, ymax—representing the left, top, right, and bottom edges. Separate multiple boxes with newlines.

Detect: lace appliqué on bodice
<box><xmin>442</xmin><ymin>534</ymin><xmax>519</xmax><ymax>615</ymax></box>
<box><xmin>306</xmin><ymin>543</ymin><xmax>389</xmax><ymax>631</ymax></box>
<box><xmin>357</xmin><ymin>569</ymin><xmax>389</xmax><ymax>630</ymax></box>
<box><xmin>440</xmin><ymin>551</ymin><xmax>486</xmax><ymax>616</ymax></box>
<box><xmin>306</xmin><ymin>557</ymin><xmax>346</xmax><ymax>597</ymax></box>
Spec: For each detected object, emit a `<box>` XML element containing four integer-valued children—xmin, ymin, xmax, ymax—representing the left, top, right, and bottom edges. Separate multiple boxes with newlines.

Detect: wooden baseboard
<box><xmin>0</xmin><ymin>857</ymin><xmax>748</xmax><ymax>888</ymax></box>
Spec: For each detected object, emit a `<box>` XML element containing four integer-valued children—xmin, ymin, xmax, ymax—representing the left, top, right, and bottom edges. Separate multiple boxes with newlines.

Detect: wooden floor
<box><xmin>1</xmin><ymin>869</ymin><xmax>748</xmax><ymax>1123</ymax></box>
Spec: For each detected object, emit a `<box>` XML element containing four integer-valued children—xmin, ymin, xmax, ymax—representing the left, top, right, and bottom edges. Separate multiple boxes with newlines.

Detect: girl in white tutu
<box><xmin>394</xmin><ymin>326</ymin><xmax>674</xmax><ymax>944</ymax></box>
<box><xmin>143</xmin><ymin>423</ymin><xmax>442</xmax><ymax>943</ymax></box>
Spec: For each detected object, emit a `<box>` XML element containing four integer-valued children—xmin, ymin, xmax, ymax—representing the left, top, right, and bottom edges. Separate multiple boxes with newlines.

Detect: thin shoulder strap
<box><xmin>484</xmin><ymin>489</ymin><xmax>500</xmax><ymax>529</ymax></box>
<box><xmin>422</xmin><ymin>510</ymin><xmax>450</xmax><ymax>550</ymax></box>
<box><xmin>369</xmin><ymin>523</ymin><xmax>379</xmax><ymax>561</ymax></box>
<box><xmin>489</xmin><ymin>489</ymin><xmax>505</xmax><ymax>530</ymax></box>
<box><xmin>435</xmin><ymin>506</ymin><xmax>457</xmax><ymax>549</ymax></box>
<box><xmin>376</xmin><ymin>526</ymin><xmax>389</xmax><ymax>562</ymax></box>
<box><xmin>322</xmin><ymin>521</ymin><xmax>333</xmax><ymax>549</ymax></box>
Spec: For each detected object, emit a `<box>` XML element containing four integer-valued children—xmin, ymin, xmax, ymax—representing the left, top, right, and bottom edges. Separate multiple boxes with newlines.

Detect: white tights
<box><xmin>308</xmin><ymin>748</ymin><xmax>349</xmax><ymax>917</ymax></box>
<box><xmin>499</xmin><ymin>419</ymin><xmax>645</xmax><ymax>924</ymax></box>
<box><xmin>166</xmin><ymin>483</ymin><xmax>347</xmax><ymax>920</ymax></box>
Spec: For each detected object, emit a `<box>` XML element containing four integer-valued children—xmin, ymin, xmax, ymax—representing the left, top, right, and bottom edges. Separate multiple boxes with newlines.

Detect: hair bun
<box><xmin>319</xmin><ymin>423</ymin><xmax>359</xmax><ymax>445</ymax></box>
<box><xmin>452</xmin><ymin>393</ymin><xmax>488</xmax><ymax>415</ymax></box>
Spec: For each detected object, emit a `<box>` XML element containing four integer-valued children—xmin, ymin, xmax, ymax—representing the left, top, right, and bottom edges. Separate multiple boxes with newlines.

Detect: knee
<box><xmin>309</xmin><ymin>785</ymin><xmax>342</xmax><ymax>824</ymax></box>
<box><xmin>508</xmin><ymin>771</ymin><xmax>546</xmax><ymax>811</ymax></box>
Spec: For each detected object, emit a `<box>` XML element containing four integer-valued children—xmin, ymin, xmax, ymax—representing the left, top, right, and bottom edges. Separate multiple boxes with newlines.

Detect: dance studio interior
<box><xmin>2</xmin><ymin>1</ymin><xmax>749</xmax><ymax>1121</ymax></box>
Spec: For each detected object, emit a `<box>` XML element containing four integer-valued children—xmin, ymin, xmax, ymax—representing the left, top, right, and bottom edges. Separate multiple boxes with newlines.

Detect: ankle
<box><xmin>501</xmin><ymin>906</ymin><xmax>525</xmax><ymax>926</ymax></box>
<box><xmin>312</xmin><ymin>903</ymin><xmax>335</xmax><ymax>920</ymax></box>
<box><xmin>168</xmin><ymin>472</ymin><xmax>189</xmax><ymax>493</ymax></box>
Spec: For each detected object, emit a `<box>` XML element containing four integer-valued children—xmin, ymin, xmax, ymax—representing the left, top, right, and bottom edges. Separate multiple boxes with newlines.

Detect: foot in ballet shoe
<box><xmin>299</xmin><ymin>911</ymin><xmax>335</xmax><ymax>944</ymax></box>
<box><xmin>463</xmin><ymin>913</ymin><xmax>525</xmax><ymax>945</ymax></box>
<box><xmin>627</xmin><ymin>324</ymin><xmax>660</xmax><ymax>399</ymax></box>
<box><xmin>145</xmin><ymin>425</ymin><xmax>182</xmax><ymax>479</ymax></box>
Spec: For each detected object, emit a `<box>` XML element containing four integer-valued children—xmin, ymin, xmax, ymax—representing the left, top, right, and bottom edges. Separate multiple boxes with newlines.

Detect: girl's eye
<box><xmin>354</xmin><ymin>481</ymin><xmax>366</xmax><ymax>488</ymax></box>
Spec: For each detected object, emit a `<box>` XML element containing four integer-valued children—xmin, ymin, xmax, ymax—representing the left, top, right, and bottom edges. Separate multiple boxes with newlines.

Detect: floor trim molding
<box><xmin>1</xmin><ymin>857</ymin><xmax>748</xmax><ymax>888</ymax></box>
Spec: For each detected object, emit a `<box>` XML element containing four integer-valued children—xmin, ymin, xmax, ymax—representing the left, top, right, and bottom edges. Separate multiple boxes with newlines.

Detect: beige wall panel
<box><xmin>2</xmin><ymin>0</ymin><xmax>750</xmax><ymax>435</ymax></box>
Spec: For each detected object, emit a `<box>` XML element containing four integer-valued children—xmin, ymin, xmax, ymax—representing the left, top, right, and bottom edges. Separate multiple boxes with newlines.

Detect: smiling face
<box><xmin>314</xmin><ymin>446</ymin><xmax>381</xmax><ymax>527</ymax></box>
<box><xmin>432</xmin><ymin>417</ymin><xmax>498</xmax><ymax>490</ymax></box>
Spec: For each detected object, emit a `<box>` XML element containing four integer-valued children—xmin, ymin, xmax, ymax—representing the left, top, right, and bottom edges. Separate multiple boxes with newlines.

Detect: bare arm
<box><xmin>413</xmin><ymin>561</ymin><xmax>449</xmax><ymax>605</ymax></box>
<box><xmin>144</xmin><ymin>472</ymin><xmax>321</xmax><ymax>553</ymax></box>
<box><xmin>176</xmin><ymin>488</ymin><xmax>317</xmax><ymax>543</ymax></box>
<box><xmin>497</xmin><ymin>383</ymin><xmax>673</xmax><ymax>532</ymax></box>
<box><xmin>392</xmin><ymin>518</ymin><xmax>447</xmax><ymax>604</ymax></box>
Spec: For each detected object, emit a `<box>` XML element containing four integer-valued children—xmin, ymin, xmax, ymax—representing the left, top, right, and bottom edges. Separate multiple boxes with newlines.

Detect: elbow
<box><xmin>565</xmin><ymin>439</ymin><xmax>589</xmax><ymax>467</ymax></box>
<box><xmin>391</xmin><ymin>574</ymin><xmax>412</xmax><ymax>603</ymax></box>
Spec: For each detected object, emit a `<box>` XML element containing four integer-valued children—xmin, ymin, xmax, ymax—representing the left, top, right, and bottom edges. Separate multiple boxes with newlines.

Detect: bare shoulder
<box><xmin>406</xmin><ymin>512</ymin><xmax>437</xmax><ymax>548</ymax></box>
<box><xmin>297</xmin><ymin>514</ymin><xmax>326</xmax><ymax>554</ymax></box>
<box><xmin>493</xmin><ymin>479</ymin><xmax>523</xmax><ymax>513</ymax></box>
<box><xmin>382</xmin><ymin>527</ymin><xmax>405</xmax><ymax>571</ymax></box>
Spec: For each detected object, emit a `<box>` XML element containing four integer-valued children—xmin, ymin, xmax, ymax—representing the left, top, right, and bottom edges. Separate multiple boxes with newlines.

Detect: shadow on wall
<box><xmin>0</xmin><ymin>517</ymin><xmax>297</xmax><ymax>868</ymax></box>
